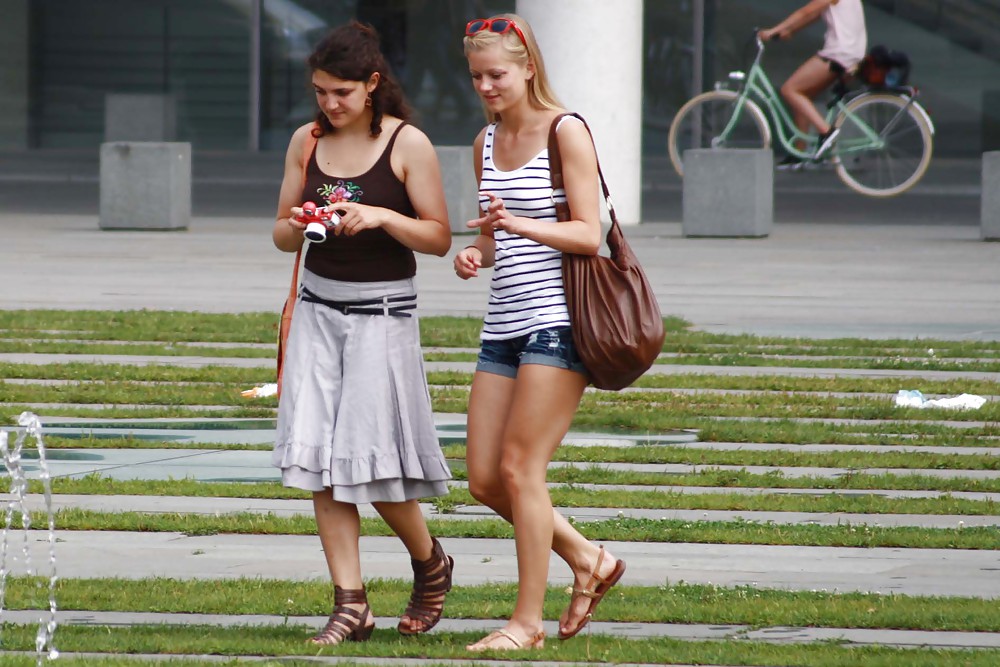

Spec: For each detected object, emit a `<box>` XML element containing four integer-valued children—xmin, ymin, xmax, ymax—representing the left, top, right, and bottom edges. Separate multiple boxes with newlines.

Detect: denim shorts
<box><xmin>476</xmin><ymin>326</ymin><xmax>587</xmax><ymax>379</ymax></box>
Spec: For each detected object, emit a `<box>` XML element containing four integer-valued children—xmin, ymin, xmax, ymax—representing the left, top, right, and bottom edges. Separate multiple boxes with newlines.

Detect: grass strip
<box><xmin>0</xmin><ymin>362</ymin><xmax>271</xmax><ymax>385</ymax></box>
<box><xmin>5</xmin><ymin>363</ymin><xmax>998</xmax><ymax>398</ymax></box>
<box><xmin>489</xmin><ymin>445</ymin><xmax>1000</xmax><ymax>470</ymax></box>
<box><xmin>498</xmin><ymin>467</ymin><xmax>1000</xmax><ymax>494</ymax></box>
<box><xmin>1</xmin><ymin>624</ymin><xmax>998</xmax><ymax>666</ymax></box>
<box><xmin>7</xmin><ymin>508</ymin><xmax>997</xmax><ymax>549</ymax></box>
<box><xmin>8</xmin><ymin>381</ymin><xmax>1000</xmax><ymax>422</ymax></box>
<box><xmin>6</xmin><ymin>474</ymin><xmax>1000</xmax><ymax>515</ymax></box>
<box><xmin>29</xmin><ymin>436</ymin><xmax>1000</xmax><ymax>474</ymax></box>
<box><xmin>0</xmin><ymin>405</ymin><xmax>275</xmax><ymax>421</ymax></box>
<box><xmin>0</xmin><ymin>381</ymin><xmax>277</xmax><ymax>408</ymax></box>
<box><xmin>11</xmin><ymin>381</ymin><xmax>1000</xmax><ymax>423</ymax></box>
<box><xmin>13</xmin><ymin>308</ymin><xmax>1000</xmax><ymax>355</ymax></box>
<box><xmin>457</xmin><ymin>370</ymin><xmax>1000</xmax><ymax>397</ymax></box>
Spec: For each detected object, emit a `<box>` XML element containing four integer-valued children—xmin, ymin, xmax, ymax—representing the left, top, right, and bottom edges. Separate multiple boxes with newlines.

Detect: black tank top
<box><xmin>301</xmin><ymin>123</ymin><xmax>417</xmax><ymax>282</ymax></box>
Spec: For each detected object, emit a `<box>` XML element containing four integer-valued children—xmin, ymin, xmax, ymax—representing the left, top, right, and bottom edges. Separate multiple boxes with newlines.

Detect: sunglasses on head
<box><xmin>465</xmin><ymin>18</ymin><xmax>527</xmax><ymax>47</ymax></box>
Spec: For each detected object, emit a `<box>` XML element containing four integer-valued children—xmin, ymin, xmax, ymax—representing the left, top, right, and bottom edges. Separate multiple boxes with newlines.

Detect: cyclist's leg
<box><xmin>780</xmin><ymin>55</ymin><xmax>838</xmax><ymax>150</ymax></box>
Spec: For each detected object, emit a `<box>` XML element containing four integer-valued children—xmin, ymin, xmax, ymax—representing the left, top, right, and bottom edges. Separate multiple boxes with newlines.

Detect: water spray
<box><xmin>1</xmin><ymin>412</ymin><xmax>58</xmax><ymax>663</ymax></box>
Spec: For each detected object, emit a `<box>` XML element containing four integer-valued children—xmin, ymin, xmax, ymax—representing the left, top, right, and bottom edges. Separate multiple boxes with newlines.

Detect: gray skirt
<box><xmin>272</xmin><ymin>269</ymin><xmax>452</xmax><ymax>503</ymax></box>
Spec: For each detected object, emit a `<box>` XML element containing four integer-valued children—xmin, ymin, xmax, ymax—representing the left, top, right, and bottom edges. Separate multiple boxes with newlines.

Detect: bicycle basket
<box><xmin>857</xmin><ymin>45</ymin><xmax>911</xmax><ymax>88</ymax></box>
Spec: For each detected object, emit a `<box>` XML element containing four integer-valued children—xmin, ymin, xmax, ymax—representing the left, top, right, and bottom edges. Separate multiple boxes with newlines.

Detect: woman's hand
<box><xmin>467</xmin><ymin>192</ymin><xmax>521</xmax><ymax>236</ymax></box>
<box><xmin>758</xmin><ymin>27</ymin><xmax>787</xmax><ymax>42</ymax></box>
<box><xmin>331</xmin><ymin>201</ymin><xmax>387</xmax><ymax>236</ymax></box>
<box><xmin>454</xmin><ymin>245</ymin><xmax>482</xmax><ymax>279</ymax></box>
<box><xmin>286</xmin><ymin>207</ymin><xmax>307</xmax><ymax>233</ymax></box>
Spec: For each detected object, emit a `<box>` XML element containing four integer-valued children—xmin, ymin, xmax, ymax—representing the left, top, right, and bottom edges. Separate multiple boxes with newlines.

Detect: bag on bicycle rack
<box><xmin>857</xmin><ymin>45</ymin><xmax>910</xmax><ymax>88</ymax></box>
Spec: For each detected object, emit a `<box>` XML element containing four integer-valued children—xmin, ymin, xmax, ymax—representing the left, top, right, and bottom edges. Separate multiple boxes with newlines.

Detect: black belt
<box><xmin>300</xmin><ymin>286</ymin><xmax>416</xmax><ymax>317</ymax></box>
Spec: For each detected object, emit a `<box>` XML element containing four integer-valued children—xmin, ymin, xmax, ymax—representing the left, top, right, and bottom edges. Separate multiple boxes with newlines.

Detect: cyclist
<box><xmin>759</xmin><ymin>0</ymin><xmax>867</xmax><ymax>169</ymax></box>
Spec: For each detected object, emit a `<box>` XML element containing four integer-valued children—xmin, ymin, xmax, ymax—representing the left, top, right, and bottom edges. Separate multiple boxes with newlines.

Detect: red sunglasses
<box><xmin>465</xmin><ymin>18</ymin><xmax>527</xmax><ymax>47</ymax></box>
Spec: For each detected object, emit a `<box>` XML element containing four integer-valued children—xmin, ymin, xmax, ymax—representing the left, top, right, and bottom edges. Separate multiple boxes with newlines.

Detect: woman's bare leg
<box><xmin>467</xmin><ymin>364</ymin><xmax>588</xmax><ymax>647</ymax></box>
<box><xmin>313</xmin><ymin>492</ymin><xmax>373</xmax><ymax>625</ymax></box>
<box><xmin>781</xmin><ymin>56</ymin><xmax>838</xmax><ymax>150</ymax></box>
<box><xmin>374</xmin><ymin>499</ymin><xmax>445</xmax><ymax>633</ymax></box>
<box><xmin>465</xmin><ymin>369</ymin><xmax>622</xmax><ymax>639</ymax></box>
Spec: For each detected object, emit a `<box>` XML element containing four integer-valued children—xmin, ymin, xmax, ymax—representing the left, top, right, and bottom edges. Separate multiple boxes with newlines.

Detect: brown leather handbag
<box><xmin>277</xmin><ymin>126</ymin><xmax>319</xmax><ymax>398</ymax></box>
<box><xmin>549</xmin><ymin>113</ymin><xmax>665</xmax><ymax>390</ymax></box>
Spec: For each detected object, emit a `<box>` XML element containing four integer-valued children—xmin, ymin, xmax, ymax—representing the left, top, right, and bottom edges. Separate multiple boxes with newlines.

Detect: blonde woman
<box><xmin>454</xmin><ymin>13</ymin><xmax>626</xmax><ymax>651</ymax></box>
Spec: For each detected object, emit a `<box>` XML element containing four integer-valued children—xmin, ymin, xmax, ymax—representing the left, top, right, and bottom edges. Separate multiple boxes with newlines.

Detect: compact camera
<box><xmin>297</xmin><ymin>201</ymin><xmax>341</xmax><ymax>242</ymax></box>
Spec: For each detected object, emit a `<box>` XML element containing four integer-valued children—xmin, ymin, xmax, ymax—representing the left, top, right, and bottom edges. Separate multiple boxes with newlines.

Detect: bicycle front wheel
<box><xmin>834</xmin><ymin>94</ymin><xmax>933</xmax><ymax>197</ymax></box>
<box><xmin>667</xmin><ymin>90</ymin><xmax>771</xmax><ymax>177</ymax></box>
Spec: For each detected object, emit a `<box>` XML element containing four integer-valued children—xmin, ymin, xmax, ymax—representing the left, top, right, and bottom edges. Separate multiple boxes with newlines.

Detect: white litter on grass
<box><xmin>241</xmin><ymin>383</ymin><xmax>278</xmax><ymax>399</ymax></box>
<box><xmin>894</xmin><ymin>390</ymin><xmax>987</xmax><ymax>410</ymax></box>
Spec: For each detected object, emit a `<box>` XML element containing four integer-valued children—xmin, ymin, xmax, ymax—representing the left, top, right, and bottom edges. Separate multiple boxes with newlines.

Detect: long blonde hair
<box><xmin>463</xmin><ymin>13</ymin><xmax>562</xmax><ymax>122</ymax></box>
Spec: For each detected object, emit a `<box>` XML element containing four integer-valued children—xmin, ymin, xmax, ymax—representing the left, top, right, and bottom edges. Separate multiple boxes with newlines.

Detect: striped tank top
<box><xmin>479</xmin><ymin>119</ymin><xmax>574</xmax><ymax>340</ymax></box>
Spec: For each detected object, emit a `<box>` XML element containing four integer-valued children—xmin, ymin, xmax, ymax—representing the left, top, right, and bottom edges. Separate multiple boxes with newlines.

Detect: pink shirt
<box><xmin>818</xmin><ymin>0</ymin><xmax>867</xmax><ymax>69</ymax></box>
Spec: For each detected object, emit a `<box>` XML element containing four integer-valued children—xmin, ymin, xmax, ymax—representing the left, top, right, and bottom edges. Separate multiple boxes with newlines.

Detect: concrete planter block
<box><xmin>105</xmin><ymin>93</ymin><xmax>177</xmax><ymax>142</ymax></box>
<box><xmin>435</xmin><ymin>146</ymin><xmax>479</xmax><ymax>234</ymax></box>
<box><xmin>100</xmin><ymin>142</ymin><xmax>191</xmax><ymax>231</ymax></box>
<box><xmin>682</xmin><ymin>148</ymin><xmax>773</xmax><ymax>238</ymax></box>
<box><xmin>983</xmin><ymin>152</ymin><xmax>1000</xmax><ymax>241</ymax></box>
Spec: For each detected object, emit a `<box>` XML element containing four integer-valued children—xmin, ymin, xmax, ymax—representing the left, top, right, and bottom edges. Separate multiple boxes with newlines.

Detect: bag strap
<box><xmin>547</xmin><ymin>113</ymin><xmax>624</xmax><ymax>251</ymax></box>
<box><xmin>288</xmin><ymin>125</ymin><xmax>320</xmax><ymax>292</ymax></box>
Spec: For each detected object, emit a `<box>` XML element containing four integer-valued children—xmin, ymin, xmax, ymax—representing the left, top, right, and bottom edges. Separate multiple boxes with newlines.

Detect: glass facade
<box><xmin>1</xmin><ymin>0</ymin><xmax>997</xmax><ymax>158</ymax></box>
<box><xmin>644</xmin><ymin>0</ymin><xmax>1000</xmax><ymax>158</ymax></box>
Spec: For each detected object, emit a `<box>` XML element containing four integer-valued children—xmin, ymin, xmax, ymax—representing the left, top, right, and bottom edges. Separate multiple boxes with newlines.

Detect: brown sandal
<box><xmin>397</xmin><ymin>537</ymin><xmax>454</xmax><ymax>635</ymax></box>
<box><xmin>557</xmin><ymin>546</ymin><xmax>627</xmax><ymax>640</ymax></box>
<box><xmin>310</xmin><ymin>586</ymin><xmax>375</xmax><ymax>645</ymax></box>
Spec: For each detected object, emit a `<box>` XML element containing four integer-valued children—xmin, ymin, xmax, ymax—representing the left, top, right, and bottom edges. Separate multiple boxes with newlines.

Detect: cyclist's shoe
<box><xmin>814</xmin><ymin>127</ymin><xmax>840</xmax><ymax>158</ymax></box>
<box><xmin>776</xmin><ymin>155</ymin><xmax>805</xmax><ymax>171</ymax></box>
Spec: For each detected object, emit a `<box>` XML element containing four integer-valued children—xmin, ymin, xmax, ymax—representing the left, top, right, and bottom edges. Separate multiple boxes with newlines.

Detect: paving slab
<box><xmin>8</xmin><ymin>532</ymin><xmax>1000</xmax><ymax>598</ymax></box>
<box><xmin>660</xmin><ymin>441</ymin><xmax>1000</xmax><ymax>455</ymax></box>
<box><xmin>10</xmin><ymin>447</ymin><xmax>1000</xmax><ymax>502</ymax></box>
<box><xmin>6</xmin><ymin>352</ymin><xmax>1000</xmax><ymax>382</ymax></box>
<box><xmin>4</xmin><ymin>610</ymin><xmax>1000</xmax><ymax>650</ymax></box>
<box><xmin>4</xmin><ymin>215</ymin><xmax>1000</xmax><ymax>342</ymax></box>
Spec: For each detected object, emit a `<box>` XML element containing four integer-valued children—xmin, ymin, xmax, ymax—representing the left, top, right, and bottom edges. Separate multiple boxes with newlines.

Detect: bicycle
<box><xmin>667</xmin><ymin>32</ymin><xmax>935</xmax><ymax>198</ymax></box>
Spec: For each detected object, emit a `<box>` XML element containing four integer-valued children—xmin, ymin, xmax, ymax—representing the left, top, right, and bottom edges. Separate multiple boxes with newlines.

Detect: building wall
<box><xmin>0</xmin><ymin>0</ymin><xmax>29</xmax><ymax>149</ymax></box>
<box><xmin>11</xmin><ymin>0</ymin><xmax>1000</xmax><ymax>159</ymax></box>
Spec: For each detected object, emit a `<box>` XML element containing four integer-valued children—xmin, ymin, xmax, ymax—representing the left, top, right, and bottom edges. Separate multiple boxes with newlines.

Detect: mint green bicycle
<box><xmin>667</xmin><ymin>33</ymin><xmax>934</xmax><ymax>198</ymax></box>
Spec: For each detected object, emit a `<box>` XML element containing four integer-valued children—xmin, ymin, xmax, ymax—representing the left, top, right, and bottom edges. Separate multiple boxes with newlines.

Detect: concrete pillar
<box><xmin>517</xmin><ymin>0</ymin><xmax>643</xmax><ymax>225</ymax></box>
<box><xmin>682</xmin><ymin>149</ymin><xmax>772</xmax><ymax>238</ymax></box>
<box><xmin>100</xmin><ymin>142</ymin><xmax>191</xmax><ymax>230</ymax></box>
<box><xmin>983</xmin><ymin>152</ymin><xmax>1000</xmax><ymax>241</ymax></box>
<box><xmin>0</xmin><ymin>0</ymin><xmax>29</xmax><ymax>149</ymax></box>
<box><xmin>435</xmin><ymin>146</ymin><xmax>480</xmax><ymax>234</ymax></box>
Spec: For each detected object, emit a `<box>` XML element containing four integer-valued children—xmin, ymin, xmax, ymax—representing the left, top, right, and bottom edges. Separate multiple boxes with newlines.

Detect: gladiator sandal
<box><xmin>397</xmin><ymin>537</ymin><xmax>454</xmax><ymax>635</ymax></box>
<box><xmin>309</xmin><ymin>586</ymin><xmax>375</xmax><ymax>645</ymax></box>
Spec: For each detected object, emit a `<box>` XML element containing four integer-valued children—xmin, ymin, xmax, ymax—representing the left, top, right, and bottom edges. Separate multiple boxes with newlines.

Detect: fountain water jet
<box><xmin>1</xmin><ymin>412</ymin><xmax>58</xmax><ymax>663</ymax></box>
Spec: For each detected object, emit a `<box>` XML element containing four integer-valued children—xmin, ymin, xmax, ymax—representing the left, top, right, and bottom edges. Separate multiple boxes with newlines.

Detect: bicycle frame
<box><xmin>716</xmin><ymin>35</ymin><xmax>925</xmax><ymax>160</ymax></box>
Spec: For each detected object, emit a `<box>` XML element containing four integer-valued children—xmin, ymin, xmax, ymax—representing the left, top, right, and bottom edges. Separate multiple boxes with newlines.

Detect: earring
<box><xmin>365</xmin><ymin>92</ymin><xmax>373</xmax><ymax>107</ymax></box>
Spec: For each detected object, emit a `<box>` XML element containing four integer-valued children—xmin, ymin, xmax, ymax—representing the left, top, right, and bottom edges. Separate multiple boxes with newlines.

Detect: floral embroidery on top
<box><xmin>318</xmin><ymin>180</ymin><xmax>363</xmax><ymax>206</ymax></box>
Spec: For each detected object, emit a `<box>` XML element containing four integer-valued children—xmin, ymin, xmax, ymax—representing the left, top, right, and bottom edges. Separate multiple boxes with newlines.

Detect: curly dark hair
<box><xmin>307</xmin><ymin>21</ymin><xmax>411</xmax><ymax>138</ymax></box>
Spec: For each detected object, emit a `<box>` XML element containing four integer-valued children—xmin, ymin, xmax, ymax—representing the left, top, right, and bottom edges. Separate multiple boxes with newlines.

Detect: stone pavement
<box><xmin>3</xmin><ymin>213</ymin><xmax>1000</xmax><ymax>340</ymax></box>
<box><xmin>4</xmin><ymin>211</ymin><xmax>1000</xmax><ymax>660</ymax></box>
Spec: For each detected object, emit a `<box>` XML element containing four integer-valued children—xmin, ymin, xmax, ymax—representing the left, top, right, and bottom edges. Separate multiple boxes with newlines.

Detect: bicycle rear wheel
<box><xmin>667</xmin><ymin>90</ymin><xmax>770</xmax><ymax>177</ymax></box>
<box><xmin>834</xmin><ymin>93</ymin><xmax>933</xmax><ymax>197</ymax></box>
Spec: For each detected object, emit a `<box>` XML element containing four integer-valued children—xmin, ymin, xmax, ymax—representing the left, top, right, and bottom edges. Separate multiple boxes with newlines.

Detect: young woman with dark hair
<box><xmin>271</xmin><ymin>20</ymin><xmax>454</xmax><ymax>646</ymax></box>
